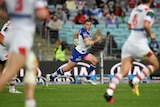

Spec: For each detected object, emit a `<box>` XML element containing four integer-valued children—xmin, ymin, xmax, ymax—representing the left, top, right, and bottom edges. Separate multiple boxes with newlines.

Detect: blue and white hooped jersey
<box><xmin>75</xmin><ymin>28</ymin><xmax>92</xmax><ymax>54</ymax></box>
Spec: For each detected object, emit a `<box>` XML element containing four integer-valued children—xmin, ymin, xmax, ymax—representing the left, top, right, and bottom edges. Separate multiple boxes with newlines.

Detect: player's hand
<box><xmin>151</xmin><ymin>33</ymin><xmax>156</xmax><ymax>40</ymax></box>
<box><xmin>74</xmin><ymin>39</ymin><xmax>79</xmax><ymax>46</ymax></box>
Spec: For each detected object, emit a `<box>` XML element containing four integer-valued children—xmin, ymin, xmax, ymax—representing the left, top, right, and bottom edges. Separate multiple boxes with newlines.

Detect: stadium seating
<box><xmin>96</xmin><ymin>24</ymin><xmax>106</xmax><ymax>30</ymax></box>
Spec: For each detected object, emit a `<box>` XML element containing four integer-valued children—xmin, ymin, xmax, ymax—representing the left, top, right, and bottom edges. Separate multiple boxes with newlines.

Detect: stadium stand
<box><xmin>32</xmin><ymin>0</ymin><xmax>160</xmax><ymax>61</ymax></box>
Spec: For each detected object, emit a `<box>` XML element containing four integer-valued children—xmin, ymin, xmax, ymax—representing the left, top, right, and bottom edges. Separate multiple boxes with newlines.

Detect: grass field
<box><xmin>0</xmin><ymin>83</ymin><xmax>160</xmax><ymax>107</ymax></box>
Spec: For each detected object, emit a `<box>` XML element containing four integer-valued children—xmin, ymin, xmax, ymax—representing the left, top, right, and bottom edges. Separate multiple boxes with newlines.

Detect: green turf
<box><xmin>0</xmin><ymin>83</ymin><xmax>160</xmax><ymax>107</ymax></box>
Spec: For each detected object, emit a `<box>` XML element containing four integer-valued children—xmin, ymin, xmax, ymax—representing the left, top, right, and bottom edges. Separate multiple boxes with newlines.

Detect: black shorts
<box><xmin>0</xmin><ymin>60</ymin><xmax>6</xmax><ymax>65</ymax></box>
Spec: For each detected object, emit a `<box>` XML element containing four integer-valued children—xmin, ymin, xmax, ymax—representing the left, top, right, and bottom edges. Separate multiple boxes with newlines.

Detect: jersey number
<box><xmin>132</xmin><ymin>14</ymin><xmax>138</xmax><ymax>27</ymax></box>
<box><xmin>15</xmin><ymin>0</ymin><xmax>23</xmax><ymax>12</ymax></box>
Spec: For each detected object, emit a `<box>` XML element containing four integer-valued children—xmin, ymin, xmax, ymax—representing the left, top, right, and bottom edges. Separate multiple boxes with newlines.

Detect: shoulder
<box><xmin>80</xmin><ymin>28</ymin><xmax>89</xmax><ymax>35</ymax></box>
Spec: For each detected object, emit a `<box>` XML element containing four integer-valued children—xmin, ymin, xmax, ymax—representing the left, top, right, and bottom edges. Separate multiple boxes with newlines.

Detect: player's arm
<box><xmin>144</xmin><ymin>11</ymin><xmax>155</xmax><ymax>40</ymax></box>
<box><xmin>74</xmin><ymin>32</ymin><xmax>79</xmax><ymax>46</ymax></box>
<box><xmin>35</xmin><ymin>0</ymin><xmax>49</xmax><ymax>20</ymax></box>
<box><xmin>127</xmin><ymin>10</ymin><xmax>134</xmax><ymax>30</ymax></box>
<box><xmin>127</xmin><ymin>23</ymin><xmax>131</xmax><ymax>30</ymax></box>
<box><xmin>84</xmin><ymin>36</ymin><xmax>101</xmax><ymax>46</ymax></box>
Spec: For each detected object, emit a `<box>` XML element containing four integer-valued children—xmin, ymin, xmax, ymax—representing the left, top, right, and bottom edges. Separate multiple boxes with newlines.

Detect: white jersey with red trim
<box><xmin>4</xmin><ymin>0</ymin><xmax>46</xmax><ymax>33</ymax></box>
<box><xmin>127</xmin><ymin>4</ymin><xmax>154</xmax><ymax>44</ymax></box>
<box><xmin>0</xmin><ymin>21</ymin><xmax>10</xmax><ymax>61</ymax></box>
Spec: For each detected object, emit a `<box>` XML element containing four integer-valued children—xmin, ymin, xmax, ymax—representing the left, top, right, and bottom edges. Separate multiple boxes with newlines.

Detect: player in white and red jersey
<box><xmin>104</xmin><ymin>0</ymin><xmax>159</xmax><ymax>103</ymax></box>
<box><xmin>0</xmin><ymin>0</ymin><xmax>48</xmax><ymax>107</ymax></box>
<box><xmin>0</xmin><ymin>21</ymin><xmax>22</xmax><ymax>94</ymax></box>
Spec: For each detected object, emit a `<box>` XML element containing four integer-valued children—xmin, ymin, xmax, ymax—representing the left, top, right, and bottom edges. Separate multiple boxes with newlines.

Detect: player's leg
<box><xmin>0</xmin><ymin>62</ymin><xmax>4</xmax><ymax>76</ymax></box>
<box><xmin>8</xmin><ymin>75</ymin><xmax>22</xmax><ymax>93</ymax></box>
<box><xmin>46</xmin><ymin>48</ymin><xmax>78</xmax><ymax>83</ymax></box>
<box><xmin>0</xmin><ymin>52</ymin><xmax>26</xmax><ymax>92</ymax></box>
<box><xmin>132</xmin><ymin>53</ymin><xmax>159</xmax><ymax>85</ymax></box>
<box><xmin>46</xmin><ymin>60</ymin><xmax>76</xmax><ymax>87</ymax></box>
<box><xmin>23</xmin><ymin>52</ymin><xmax>38</xmax><ymax>107</ymax></box>
<box><xmin>49</xmin><ymin>60</ymin><xmax>76</xmax><ymax>79</ymax></box>
<box><xmin>104</xmin><ymin>57</ymin><xmax>133</xmax><ymax>103</ymax></box>
<box><xmin>83</xmin><ymin>53</ymin><xmax>98</xmax><ymax>85</ymax></box>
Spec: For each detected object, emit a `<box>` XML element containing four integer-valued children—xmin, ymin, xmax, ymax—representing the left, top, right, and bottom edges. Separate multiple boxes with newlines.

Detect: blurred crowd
<box><xmin>36</xmin><ymin>0</ymin><xmax>160</xmax><ymax>60</ymax></box>
<box><xmin>41</xmin><ymin>0</ymin><xmax>160</xmax><ymax>40</ymax></box>
<box><xmin>45</xmin><ymin>0</ymin><xmax>160</xmax><ymax>24</ymax></box>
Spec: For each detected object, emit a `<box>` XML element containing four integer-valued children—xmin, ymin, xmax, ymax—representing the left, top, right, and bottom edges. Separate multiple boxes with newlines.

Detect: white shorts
<box><xmin>121</xmin><ymin>40</ymin><xmax>152</xmax><ymax>61</ymax></box>
<box><xmin>4</xmin><ymin>27</ymin><xmax>34</xmax><ymax>56</ymax></box>
<box><xmin>0</xmin><ymin>45</ymin><xmax>8</xmax><ymax>61</ymax></box>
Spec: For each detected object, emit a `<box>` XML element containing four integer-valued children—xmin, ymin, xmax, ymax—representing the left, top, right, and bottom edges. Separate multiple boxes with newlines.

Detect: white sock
<box><xmin>51</xmin><ymin>71</ymin><xmax>58</xmax><ymax>78</ymax></box>
<box><xmin>25</xmin><ymin>99</ymin><xmax>36</xmax><ymax>107</ymax></box>
<box><xmin>51</xmin><ymin>68</ymin><xmax>63</xmax><ymax>78</ymax></box>
<box><xmin>133</xmin><ymin>65</ymin><xmax>154</xmax><ymax>84</ymax></box>
<box><xmin>107</xmin><ymin>73</ymin><xmax>122</xmax><ymax>96</ymax></box>
<box><xmin>9</xmin><ymin>79</ymin><xmax>16</xmax><ymax>91</ymax></box>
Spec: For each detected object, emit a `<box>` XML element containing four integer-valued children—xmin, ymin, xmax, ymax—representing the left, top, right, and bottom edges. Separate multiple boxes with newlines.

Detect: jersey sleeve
<box><xmin>144</xmin><ymin>10</ymin><xmax>154</xmax><ymax>23</ymax></box>
<box><xmin>81</xmin><ymin>31</ymin><xmax>89</xmax><ymax>39</ymax></box>
<box><xmin>35</xmin><ymin>0</ymin><xmax>46</xmax><ymax>10</ymax></box>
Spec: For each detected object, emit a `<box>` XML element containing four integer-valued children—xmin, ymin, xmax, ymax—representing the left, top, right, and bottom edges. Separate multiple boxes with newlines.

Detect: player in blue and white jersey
<box><xmin>46</xmin><ymin>19</ymin><xmax>102</xmax><ymax>85</ymax></box>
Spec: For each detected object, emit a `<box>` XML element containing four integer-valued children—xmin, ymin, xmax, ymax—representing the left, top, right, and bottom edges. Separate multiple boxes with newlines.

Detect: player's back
<box><xmin>5</xmin><ymin>0</ymin><xmax>40</xmax><ymax>32</ymax></box>
<box><xmin>128</xmin><ymin>4</ymin><xmax>154</xmax><ymax>44</ymax></box>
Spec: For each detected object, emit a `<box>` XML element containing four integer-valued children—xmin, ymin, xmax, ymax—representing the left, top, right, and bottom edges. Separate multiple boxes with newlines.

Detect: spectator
<box><xmin>75</xmin><ymin>0</ymin><xmax>86</xmax><ymax>10</ymax></box>
<box><xmin>56</xmin><ymin>8</ymin><xmax>67</xmax><ymax>23</ymax></box>
<box><xmin>93</xmin><ymin>28</ymin><xmax>104</xmax><ymax>40</ymax></box>
<box><xmin>107</xmin><ymin>12</ymin><xmax>118</xmax><ymax>25</ymax></box>
<box><xmin>47</xmin><ymin>15</ymin><xmax>63</xmax><ymax>43</ymax></box>
<box><xmin>95</xmin><ymin>0</ymin><xmax>105</xmax><ymax>8</ymax></box>
<box><xmin>62</xmin><ymin>3</ymin><xmax>70</xmax><ymax>20</ymax></box>
<box><xmin>82</xmin><ymin>4</ymin><xmax>92</xmax><ymax>18</ymax></box>
<box><xmin>54</xmin><ymin>40</ymin><xmax>66</xmax><ymax>62</ymax></box>
<box><xmin>149</xmin><ymin>38</ymin><xmax>159</xmax><ymax>56</ymax></box>
<box><xmin>65</xmin><ymin>0</ymin><xmax>76</xmax><ymax>10</ymax></box>
<box><xmin>106</xmin><ymin>0</ymin><xmax>116</xmax><ymax>13</ymax></box>
<box><xmin>114</xmin><ymin>2</ymin><xmax>123</xmax><ymax>16</ymax></box>
<box><xmin>55</xmin><ymin>8</ymin><xmax>67</xmax><ymax>23</ymax></box>
<box><xmin>73</xmin><ymin>10</ymin><xmax>86</xmax><ymax>24</ymax></box>
<box><xmin>103</xmin><ymin>32</ymin><xmax>117</xmax><ymax>56</ymax></box>
<box><xmin>102</xmin><ymin>4</ymin><xmax>109</xmax><ymax>17</ymax></box>
<box><xmin>88</xmin><ymin>14</ymin><xmax>99</xmax><ymax>25</ymax></box>
<box><xmin>119</xmin><ymin>0</ymin><xmax>128</xmax><ymax>12</ymax></box>
<box><xmin>48</xmin><ymin>0</ymin><xmax>65</xmax><ymax>6</ymax></box>
<box><xmin>117</xmin><ymin>11</ymin><xmax>128</xmax><ymax>24</ymax></box>
<box><xmin>85</xmin><ymin>0</ymin><xmax>96</xmax><ymax>9</ymax></box>
<box><xmin>90</xmin><ymin>4</ymin><xmax>103</xmax><ymax>19</ymax></box>
<box><xmin>127</xmin><ymin>0</ymin><xmax>136</xmax><ymax>8</ymax></box>
<box><xmin>89</xmin><ymin>28</ymin><xmax>105</xmax><ymax>54</ymax></box>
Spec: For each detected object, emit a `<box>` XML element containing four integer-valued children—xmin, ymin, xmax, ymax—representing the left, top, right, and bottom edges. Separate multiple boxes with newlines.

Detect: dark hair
<box><xmin>141</xmin><ymin>0</ymin><xmax>150</xmax><ymax>3</ymax></box>
<box><xmin>107</xmin><ymin>32</ymin><xmax>110</xmax><ymax>35</ymax></box>
<box><xmin>84</xmin><ymin>19</ymin><xmax>91</xmax><ymax>23</ymax></box>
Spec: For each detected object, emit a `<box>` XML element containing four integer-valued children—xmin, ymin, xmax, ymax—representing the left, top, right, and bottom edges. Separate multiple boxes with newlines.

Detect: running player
<box><xmin>104</xmin><ymin>0</ymin><xmax>159</xmax><ymax>103</ymax></box>
<box><xmin>46</xmin><ymin>19</ymin><xmax>101</xmax><ymax>86</ymax></box>
<box><xmin>0</xmin><ymin>0</ymin><xmax>48</xmax><ymax>107</ymax></box>
<box><xmin>0</xmin><ymin>20</ymin><xmax>22</xmax><ymax>93</ymax></box>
